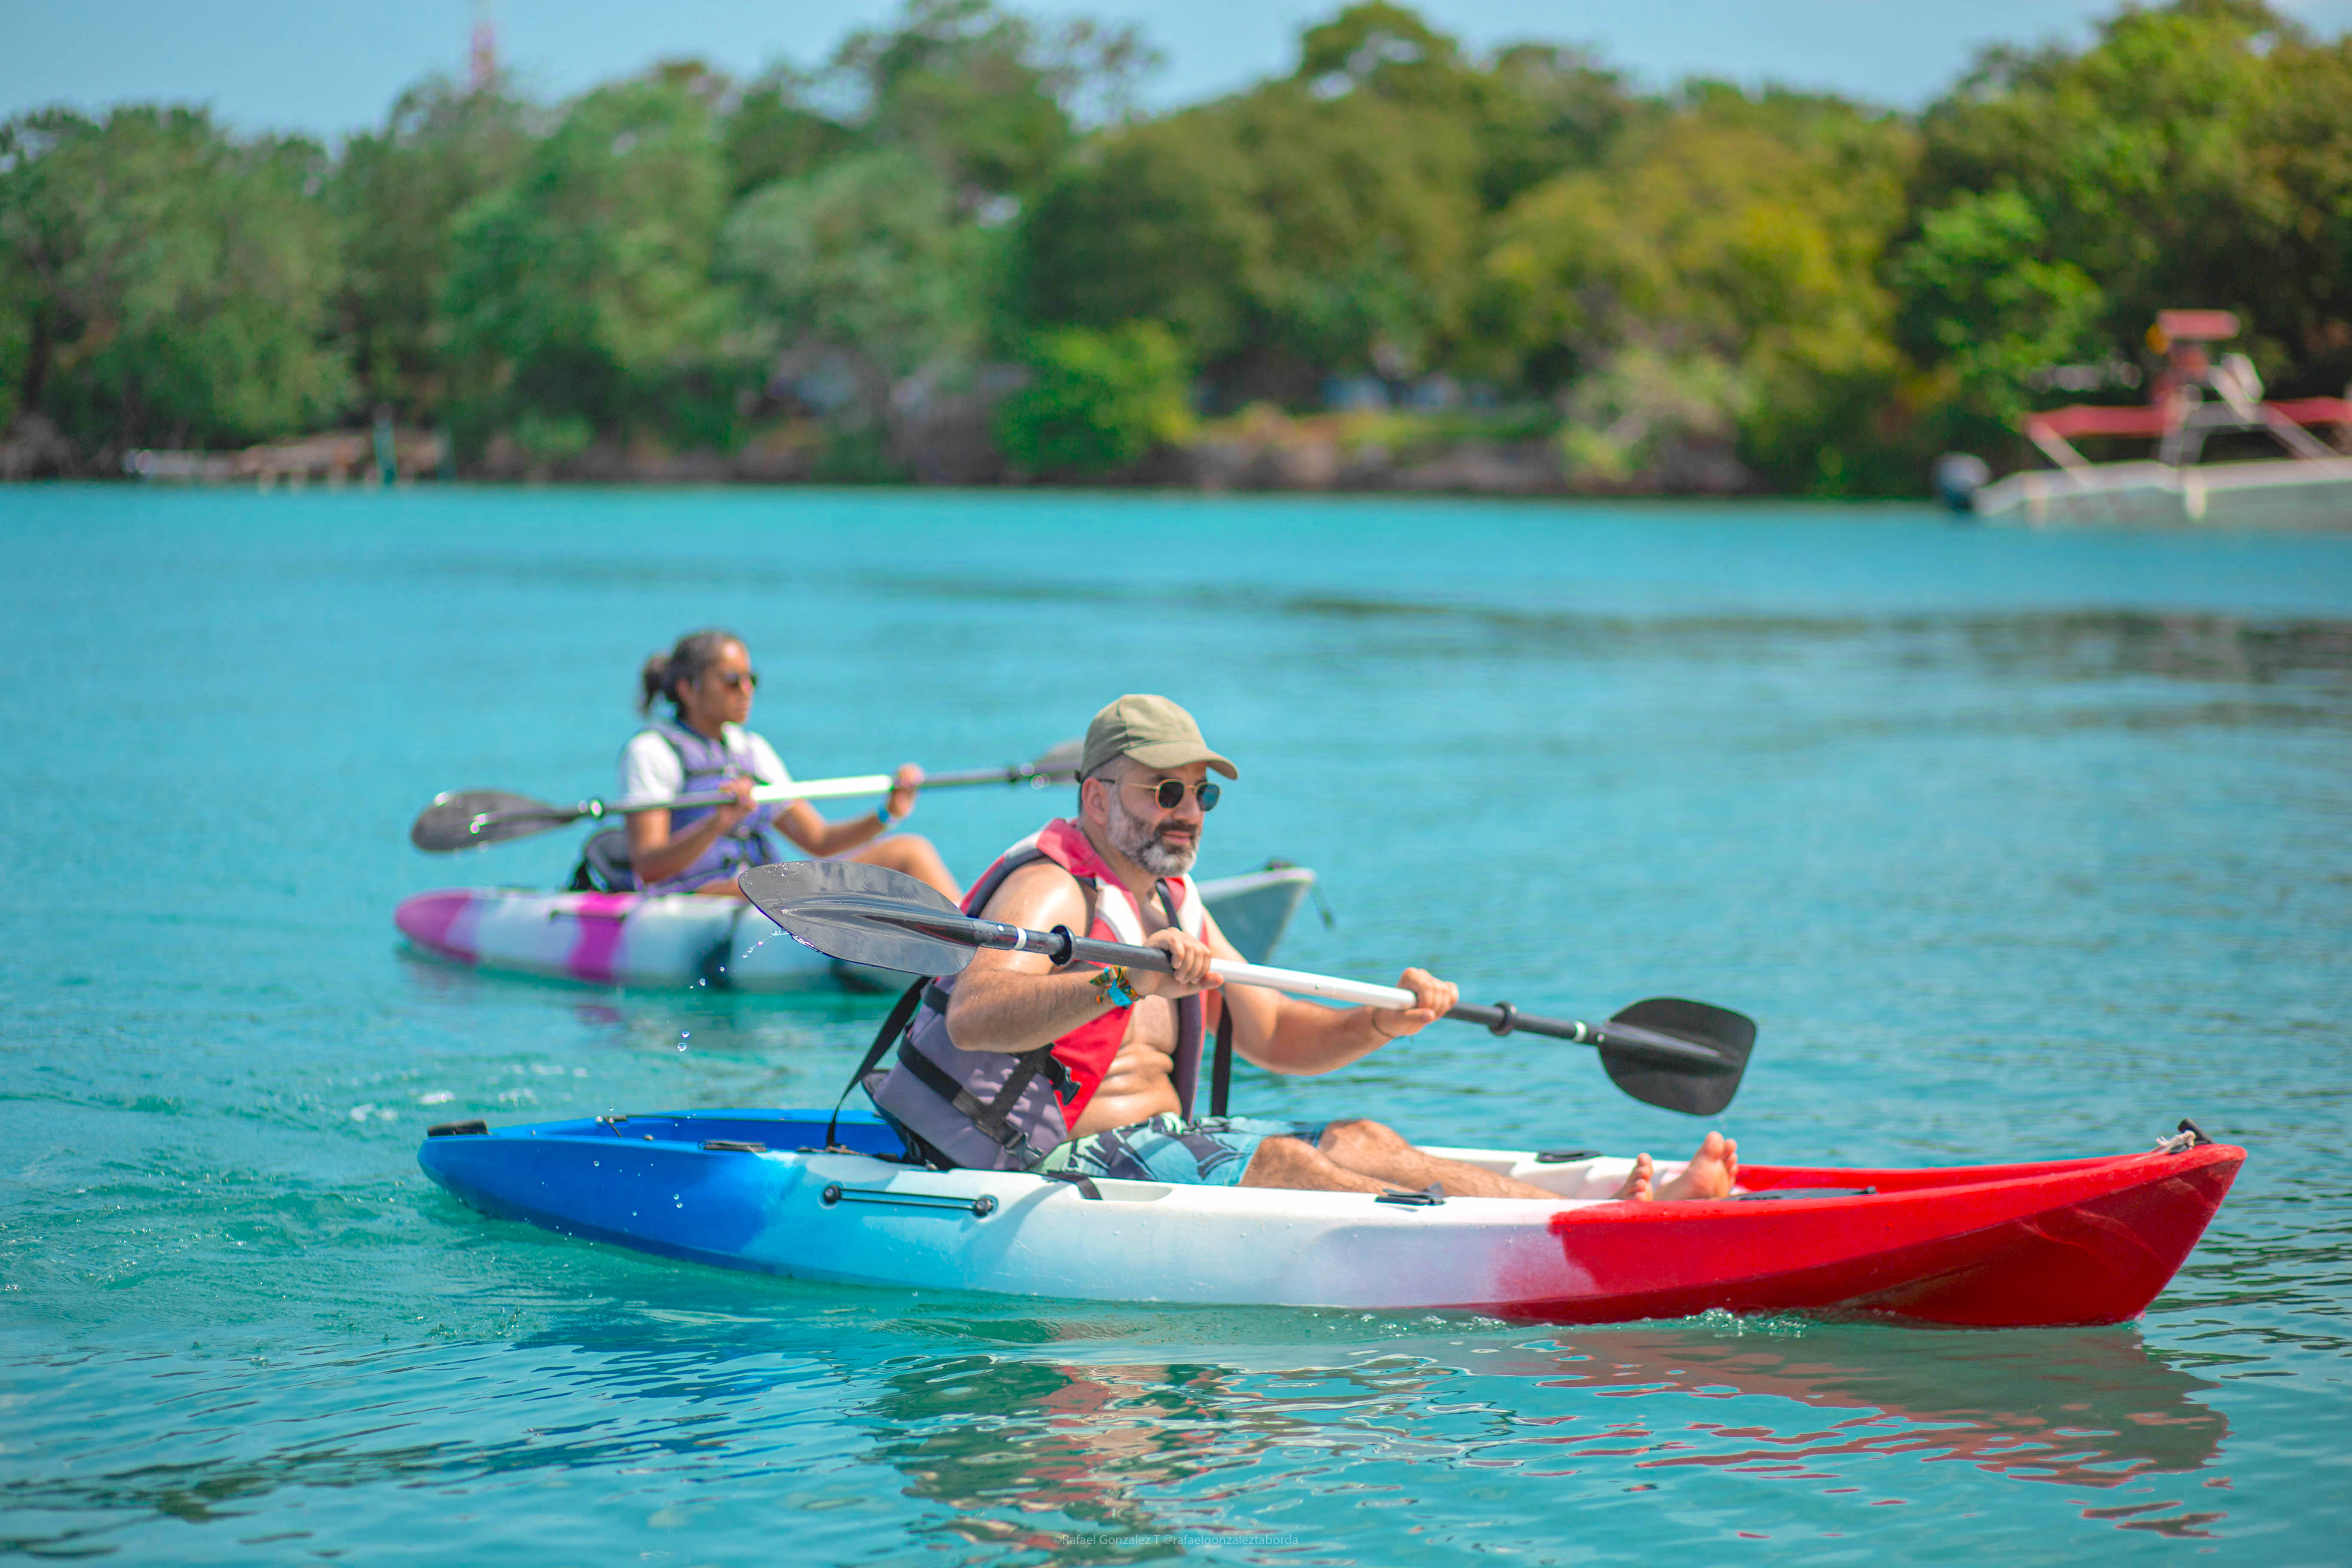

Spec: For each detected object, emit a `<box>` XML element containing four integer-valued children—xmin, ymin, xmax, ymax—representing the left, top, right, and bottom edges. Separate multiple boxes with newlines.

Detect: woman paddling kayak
<box><xmin>620</xmin><ymin>629</ymin><xmax>961</xmax><ymax>901</ymax></box>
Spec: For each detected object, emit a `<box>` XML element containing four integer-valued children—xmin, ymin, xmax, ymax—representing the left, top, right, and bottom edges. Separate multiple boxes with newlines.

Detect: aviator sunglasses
<box><xmin>1123</xmin><ymin>777</ymin><xmax>1221</xmax><ymax>812</ymax></box>
<box><xmin>712</xmin><ymin>669</ymin><xmax>759</xmax><ymax>691</ymax></box>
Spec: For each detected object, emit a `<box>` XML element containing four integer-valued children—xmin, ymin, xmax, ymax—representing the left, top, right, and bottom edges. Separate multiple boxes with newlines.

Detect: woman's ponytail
<box><xmin>637</xmin><ymin>653</ymin><xmax>673</xmax><ymax>715</ymax></box>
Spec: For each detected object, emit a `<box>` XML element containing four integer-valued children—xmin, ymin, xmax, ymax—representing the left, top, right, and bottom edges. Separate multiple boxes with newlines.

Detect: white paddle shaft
<box><xmin>744</xmin><ymin>776</ymin><xmax>896</xmax><ymax>805</ymax></box>
<box><xmin>1208</xmin><ymin>959</ymin><xmax>1415</xmax><ymax>1009</ymax></box>
<box><xmin>612</xmin><ymin>774</ymin><xmax>897</xmax><ymax>813</ymax></box>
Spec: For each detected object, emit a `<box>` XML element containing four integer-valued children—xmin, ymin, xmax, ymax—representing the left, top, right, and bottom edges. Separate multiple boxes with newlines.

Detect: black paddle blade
<box><xmin>1599</xmin><ymin>998</ymin><xmax>1757</xmax><ymax>1116</ymax></box>
<box><xmin>1029</xmin><ymin>738</ymin><xmax>1082</xmax><ymax>775</ymax></box>
<box><xmin>410</xmin><ymin>790</ymin><xmax>574</xmax><ymax>852</ymax></box>
<box><xmin>739</xmin><ymin>860</ymin><xmax>974</xmax><ymax>977</ymax></box>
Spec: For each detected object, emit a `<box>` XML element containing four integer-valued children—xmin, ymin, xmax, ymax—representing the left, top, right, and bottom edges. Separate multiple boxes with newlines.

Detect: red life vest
<box><xmin>860</xmin><ymin>818</ymin><xmax>1209</xmax><ymax>1170</ymax></box>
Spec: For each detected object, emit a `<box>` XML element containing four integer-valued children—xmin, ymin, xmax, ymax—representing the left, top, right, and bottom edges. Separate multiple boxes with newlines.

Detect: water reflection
<box><xmin>0</xmin><ymin>1293</ymin><xmax>2239</xmax><ymax>1560</ymax></box>
<box><xmin>845</xmin><ymin>1313</ymin><xmax>2235</xmax><ymax>1554</ymax></box>
<box><xmin>393</xmin><ymin>944</ymin><xmax>878</xmax><ymax>1044</ymax></box>
<box><xmin>878</xmin><ymin>568</ymin><xmax>2352</xmax><ymax>694</ymax></box>
<box><xmin>1541</xmin><ymin>1323</ymin><xmax>2230</xmax><ymax>1536</ymax></box>
<box><xmin>863</xmin><ymin>1356</ymin><xmax>1250</xmax><ymax>1558</ymax></box>
<box><xmin>389</xmin><ymin>548</ymin><xmax>2352</xmax><ymax>696</ymax></box>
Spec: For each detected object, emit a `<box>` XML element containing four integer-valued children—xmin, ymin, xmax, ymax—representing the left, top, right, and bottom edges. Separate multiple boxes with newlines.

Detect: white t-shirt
<box><xmin>618</xmin><ymin>724</ymin><xmax>794</xmax><ymax>820</ymax></box>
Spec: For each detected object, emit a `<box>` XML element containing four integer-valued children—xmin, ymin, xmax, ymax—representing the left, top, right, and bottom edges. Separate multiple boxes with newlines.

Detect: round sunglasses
<box><xmin>1123</xmin><ymin>777</ymin><xmax>1221</xmax><ymax>812</ymax></box>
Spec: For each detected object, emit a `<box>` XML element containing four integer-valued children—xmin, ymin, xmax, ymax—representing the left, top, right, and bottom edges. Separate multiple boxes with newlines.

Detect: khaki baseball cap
<box><xmin>1080</xmin><ymin>695</ymin><xmax>1238</xmax><ymax>780</ymax></box>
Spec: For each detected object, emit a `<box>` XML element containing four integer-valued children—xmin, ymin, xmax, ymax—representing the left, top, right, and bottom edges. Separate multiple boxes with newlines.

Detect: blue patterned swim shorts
<box><xmin>1036</xmin><ymin>1114</ymin><xmax>1328</xmax><ymax>1187</ymax></box>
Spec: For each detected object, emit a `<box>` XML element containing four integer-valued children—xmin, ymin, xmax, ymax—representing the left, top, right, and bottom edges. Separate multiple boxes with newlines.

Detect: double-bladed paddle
<box><xmin>738</xmin><ymin>860</ymin><xmax>1756</xmax><ymax>1116</ymax></box>
<box><xmin>410</xmin><ymin>741</ymin><xmax>1083</xmax><ymax>853</ymax></box>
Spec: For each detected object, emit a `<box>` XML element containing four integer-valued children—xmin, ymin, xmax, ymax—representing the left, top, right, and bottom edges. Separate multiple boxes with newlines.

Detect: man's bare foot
<box><xmin>1656</xmin><ymin>1131</ymin><xmax>1738</xmax><ymax>1201</ymax></box>
<box><xmin>1610</xmin><ymin>1152</ymin><xmax>1654</xmax><ymax>1202</ymax></box>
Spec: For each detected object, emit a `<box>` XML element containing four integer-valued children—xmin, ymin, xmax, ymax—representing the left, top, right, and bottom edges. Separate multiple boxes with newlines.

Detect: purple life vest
<box><xmin>632</xmin><ymin>719</ymin><xmax>784</xmax><ymax>894</ymax></box>
<box><xmin>859</xmin><ymin>820</ymin><xmax>1209</xmax><ymax>1170</ymax></box>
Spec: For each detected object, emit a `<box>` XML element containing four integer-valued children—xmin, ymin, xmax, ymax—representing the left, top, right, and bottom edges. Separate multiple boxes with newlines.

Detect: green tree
<box><xmin>719</xmin><ymin>148</ymin><xmax>992</xmax><ymax>413</ymax></box>
<box><xmin>333</xmin><ymin>77</ymin><xmax>527</xmax><ymax>419</ymax></box>
<box><xmin>994</xmin><ymin>321</ymin><xmax>1191</xmax><ymax>473</ymax></box>
<box><xmin>1910</xmin><ymin>0</ymin><xmax>2350</xmax><ymax>391</ymax></box>
<box><xmin>1475</xmin><ymin>44</ymin><xmax>1642</xmax><ymax>209</ymax></box>
<box><xmin>1014</xmin><ymin>116</ymin><xmax>1269</xmax><ymax>363</ymax></box>
<box><xmin>1892</xmin><ymin>189</ymin><xmax>2106</xmax><ymax>429</ymax></box>
<box><xmin>440</xmin><ymin>76</ymin><xmax>738</xmax><ymax>451</ymax></box>
<box><xmin>0</xmin><ymin>106</ymin><xmax>351</xmax><ymax>452</ymax></box>
<box><xmin>1477</xmin><ymin>87</ymin><xmax>1918</xmax><ymax>490</ymax></box>
<box><xmin>722</xmin><ymin>68</ymin><xmax>861</xmax><ymax>199</ymax></box>
<box><xmin>2260</xmin><ymin>28</ymin><xmax>2352</xmax><ymax>393</ymax></box>
<box><xmin>835</xmin><ymin>0</ymin><xmax>1156</xmax><ymax>203</ymax></box>
<box><xmin>1016</xmin><ymin>4</ymin><xmax>1488</xmax><ymax>402</ymax></box>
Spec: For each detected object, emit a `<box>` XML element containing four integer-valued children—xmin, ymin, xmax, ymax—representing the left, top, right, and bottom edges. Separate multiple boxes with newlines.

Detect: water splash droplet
<box><xmin>677</xmin><ymin>1030</ymin><xmax>692</xmax><ymax>1052</ymax></box>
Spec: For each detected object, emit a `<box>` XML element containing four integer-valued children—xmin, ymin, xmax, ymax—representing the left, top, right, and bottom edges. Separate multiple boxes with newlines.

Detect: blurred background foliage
<box><xmin>3</xmin><ymin>0</ymin><xmax>2348</xmax><ymax>493</ymax></box>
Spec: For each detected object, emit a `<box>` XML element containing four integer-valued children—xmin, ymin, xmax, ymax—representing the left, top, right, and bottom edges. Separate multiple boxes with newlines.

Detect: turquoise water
<box><xmin>4</xmin><ymin>485</ymin><xmax>2349</xmax><ymax>1563</ymax></box>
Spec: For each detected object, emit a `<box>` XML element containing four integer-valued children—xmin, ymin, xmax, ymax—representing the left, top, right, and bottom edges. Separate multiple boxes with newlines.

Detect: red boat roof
<box><xmin>2027</xmin><ymin>397</ymin><xmax>2352</xmax><ymax>440</ymax></box>
<box><xmin>2156</xmin><ymin>309</ymin><xmax>2241</xmax><ymax>343</ymax></box>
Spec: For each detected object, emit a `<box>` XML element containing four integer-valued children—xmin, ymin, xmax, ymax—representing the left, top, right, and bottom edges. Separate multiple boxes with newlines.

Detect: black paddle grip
<box><xmin>1050</xmin><ymin>928</ymin><xmax>1175</xmax><ymax>973</ymax></box>
<box><xmin>1447</xmin><ymin>1001</ymin><xmax>1561</xmax><ymax>1037</ymax></box>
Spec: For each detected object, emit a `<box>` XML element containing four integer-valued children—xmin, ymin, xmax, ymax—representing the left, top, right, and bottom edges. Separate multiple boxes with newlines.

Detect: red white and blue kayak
<box><xmin>395</xmin><ymin>865</ymin><xmax>1316</xmax><ymax>993</ymax></box>
<box><xmin>417</xmin><ymin>1109</ymin><xmax>2242</xmax><ymax>1327</ymax></box>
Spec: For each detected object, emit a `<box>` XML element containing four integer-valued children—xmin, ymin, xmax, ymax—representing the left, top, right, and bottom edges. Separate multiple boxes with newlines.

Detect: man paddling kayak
<box><xmin>621</xmin><ymin>629</ymin><xmax>960</xmax><ymax>901</ymax></box>
<box><xmin>864</xmin><ymin>695</ymin><xmax>1735</xmax><ymax>1201</ymax></box>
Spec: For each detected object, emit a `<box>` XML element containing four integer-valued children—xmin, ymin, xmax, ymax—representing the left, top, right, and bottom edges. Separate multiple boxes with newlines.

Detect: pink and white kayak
<box><xmin>419</xmin><ymin>1108</ymin><xmax>2243</xmax><ymax>1328</ymax></box>
<box><xmin>395</xmin><ymin>865</ymin><xmax>1316</xmax><ymax>992</ymax></box>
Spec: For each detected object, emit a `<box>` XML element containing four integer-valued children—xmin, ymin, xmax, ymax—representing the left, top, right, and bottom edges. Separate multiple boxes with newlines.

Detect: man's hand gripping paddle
<box><xmin>739</xmin><ymin>860</ymin><xmax>1756</xmax><ymax>1116</ymax></box>
<box><xmin>410</xmin><ymin>740</ymin><xmax>1084</xmax><ymax>853</ymax></box>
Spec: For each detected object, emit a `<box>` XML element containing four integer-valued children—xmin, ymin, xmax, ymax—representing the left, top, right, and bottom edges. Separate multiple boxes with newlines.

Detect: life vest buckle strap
<box><xmin>826</xmin><ymin>976</ymin><xmax>930</xmax><ymax>1152</ymax></box>
<box><xmin>893</xmin><ymin>1040</ymin><xmax>1050</xmax><ymax>1160</ymax></box>
<box><xmin>858</xmin><ymin>825</ymin><xmax>1210</xmax><ymax>1171</ymax></box>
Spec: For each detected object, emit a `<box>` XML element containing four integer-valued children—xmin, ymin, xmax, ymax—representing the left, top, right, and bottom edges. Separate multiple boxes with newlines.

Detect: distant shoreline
<box><xmin>10</xmin><ymin>411</ymin><xmax>1839</xmax><ymax>500</ymax></box>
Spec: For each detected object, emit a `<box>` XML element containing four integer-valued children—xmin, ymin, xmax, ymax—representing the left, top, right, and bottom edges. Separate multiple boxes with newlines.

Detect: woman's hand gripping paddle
<box><xmin>739</xmin><ymin>860</ymin><xmax>1756</xmax><ymax>1116</ymax></box>
<box><xmin>409</xmin><ymin>740</ymin><xmax>1083</xmax><ymax>853</ymax></box>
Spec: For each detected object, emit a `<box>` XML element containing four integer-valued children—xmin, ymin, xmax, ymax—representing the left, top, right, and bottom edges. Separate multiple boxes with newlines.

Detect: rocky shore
<box><xmin>3</xmin><ymin>408</ymin><xmax>1764</xmax><ymax>498</ymax></box>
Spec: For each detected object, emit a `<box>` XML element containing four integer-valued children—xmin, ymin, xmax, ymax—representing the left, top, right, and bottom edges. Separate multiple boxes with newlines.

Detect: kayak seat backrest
<box><xmin>569</xmin><ymin>827</ymin><xmax>640</xmax><ymax>893</ymax></box>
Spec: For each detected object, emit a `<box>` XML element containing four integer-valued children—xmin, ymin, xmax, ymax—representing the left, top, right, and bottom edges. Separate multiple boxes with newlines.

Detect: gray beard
<box><xmin>1107</xmin><ymin>793</ymin><xmax>1198</xmax><ymax>876</ymax></box>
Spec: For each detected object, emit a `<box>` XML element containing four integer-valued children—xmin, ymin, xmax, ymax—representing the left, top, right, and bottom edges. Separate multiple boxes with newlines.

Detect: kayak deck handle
<box><xmin>1375</xmin><ymin>1184</ymin><xmax>1447</xmax><ymax>1207</ymax></box>
<box><xmin>820</xmin><ymin>1182</ymin><xmax>998</xmax><ymax>1218</ymax></box>
<box><xmin>1733</xmin><ymin>1186</ymin><xmax>1879</xmax><ymax>1201</ymax></box>
<box><xmin>701</xmin><ymin>1139</ymin><xmax>768</xmax><ymax>1153</ymax></box>
<box><xmin>2153</xmin><ymin>1118</ymin><xmax>2216</xmax><ymax>1155</ymax></box>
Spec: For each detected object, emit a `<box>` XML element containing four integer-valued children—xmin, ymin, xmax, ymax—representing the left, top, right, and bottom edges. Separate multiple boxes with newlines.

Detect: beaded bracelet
<box><xmin>1090</xmin><ymin>966</ymin><xmax>1136</xmax><ymax>1008</ymax></box>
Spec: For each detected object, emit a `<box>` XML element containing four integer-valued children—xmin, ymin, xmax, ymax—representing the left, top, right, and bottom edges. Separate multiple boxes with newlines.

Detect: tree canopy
<box><xmin>4</xmin><ymin>0</ymin><xmax>2347</xmax><ymax>493</ymax></box>
<box><xmin>1</xmin><ymin>107</ymin><xmax>350</xmax><ymax>451</ymax></box>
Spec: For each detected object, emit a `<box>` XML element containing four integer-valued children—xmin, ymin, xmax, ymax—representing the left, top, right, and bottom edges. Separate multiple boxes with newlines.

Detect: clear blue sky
<box><xmin>7</xmin><ymin>0</ymin><xmax>2349</xmax><ymax>140</ymax></box>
